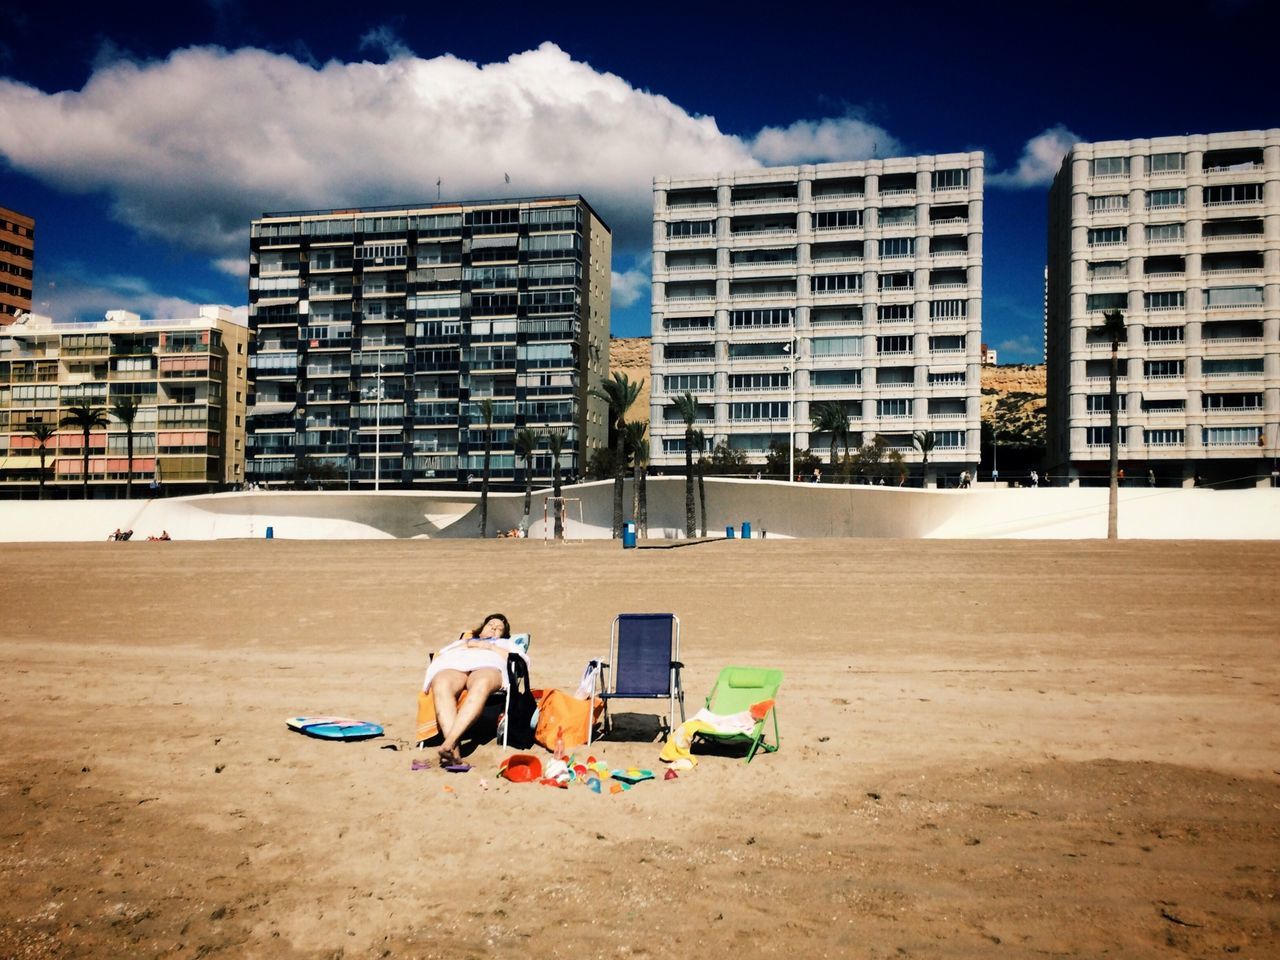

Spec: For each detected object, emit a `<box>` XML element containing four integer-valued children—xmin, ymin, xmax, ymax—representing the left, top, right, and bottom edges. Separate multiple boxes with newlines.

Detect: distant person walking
<box><xmin>813</xmin><ymin>467</ymin><xmax>821</xmax><ymax>484</ymax></box>
<box><xmin>1148</xmin><ymin>469</ymin><xmax>1156</xmax><ymax>487</ymax></box>
<box><xmin>1030</xmin><ymin>469</ymin><xmax>1039</xmax><ymax>488</ymax></box>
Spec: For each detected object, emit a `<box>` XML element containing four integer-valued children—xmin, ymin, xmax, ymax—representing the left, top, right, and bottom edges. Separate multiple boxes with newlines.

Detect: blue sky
<box><xmin>0</xmin><ymin>1</ymin><xmax>1275</xmax><ymax>361</ymax></box>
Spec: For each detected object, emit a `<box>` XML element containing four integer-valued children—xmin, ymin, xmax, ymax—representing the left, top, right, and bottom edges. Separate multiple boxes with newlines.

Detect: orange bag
<box><xmin>534</xmin><ymin>689</ymin><xmax>604</xmax><ymax>751</ymax></box>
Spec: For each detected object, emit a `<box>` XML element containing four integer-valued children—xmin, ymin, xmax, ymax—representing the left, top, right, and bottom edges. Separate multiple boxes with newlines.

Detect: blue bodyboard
<box><xmin>287</xmin><ymin>716</ymin><xmax>384</xmax><ymax>741</ymax></box>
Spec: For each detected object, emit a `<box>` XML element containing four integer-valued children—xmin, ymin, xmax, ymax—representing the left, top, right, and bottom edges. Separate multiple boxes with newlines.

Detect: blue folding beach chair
<box><xmin>589</xmin><ymin>613</ymin><xmax>684</xmax><ymax>743</ymax></box>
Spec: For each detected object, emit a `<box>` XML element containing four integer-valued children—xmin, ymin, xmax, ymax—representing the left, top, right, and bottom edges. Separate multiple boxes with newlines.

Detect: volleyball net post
<box><xmin>542</xmin><ymin>496</ymin><xmax>583</xmax><ymax>543</ymax></box>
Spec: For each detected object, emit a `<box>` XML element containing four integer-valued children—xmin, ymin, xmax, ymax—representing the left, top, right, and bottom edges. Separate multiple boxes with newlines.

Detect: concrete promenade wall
<box><xmin>1</xmin><ymin>477</ymin><xmax>1277</xmax><ymax>542</ymax></box>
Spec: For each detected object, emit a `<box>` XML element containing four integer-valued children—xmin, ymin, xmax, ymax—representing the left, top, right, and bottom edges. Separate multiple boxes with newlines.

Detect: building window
<box><xmin>1086</xmin><ymin>394</ymin><xmax>1126</xmax><ymax>412</ymax></box>
<box><xmin>1202</xmin><ymin>358</ymin><xmax>1264</xmax><ymax>376</ymax></box>
<box><xmin>1145</xmin><ymin>222</ymin><xmax>1185</xmax><ymax>243</ymax></box>
<box><xmin>1088</xmin><ymin>195</ymin><xmax>1129</xmax><ymax>212</ymax></box>
<box><xmin>927</xmin><ymin>370</ymin><xmax>965</xmax><ymax>385</ymax></box>
<box><xmin>1087</xmin><ymin>293</ymin><xmax>1127</xmax><ymax>312</ymax></box>
<box><xmin>667</xmin><ymin>220</ymin><xmax>715</xmax><ymax>238</ymax></box>
<box><xmin>729</xmin><ymin>372</ymin><xmax>790</xmax><ymax>391</ymax></box>
<box><xmin>812</xmin><ymin>336</ymin><xmax>863</xmax><ymax>358</ymax></box>
<box><xmin>929</xmin><ymin>299</ymin><xmax>966</xmax><ymax>319</ymax></box>
<box><xmin>1088</xmin><ymin>261</ymin><xmax>1126</xmax><ymax>279</ymax></box>
<box><xmin>1204</xmin><ymin>183</ymin><xmax>1262</xmax><ymax>205</ymax></box>
<box><xmin>811</xmin><ymin>274</ymin><xmax>862</xmax><ymax>294</ymax></box>
<box><xmin>1147</xmin><ymin>152</ymin><xmax>1185</xmax><ymax>173</ymax></box>
<box><xmin>811</xmin><ymin>369</ymin><xmax>862</xmax><ymax>387</ymax></box>
<box><xmin>1144</xmin><ymin>291</ymin><xmax>1184</xmax><ymax>312</ymax></box>
<box><xmin>729</xmin><ymin>308</ymin><xmax>794</xmax><ymax>327</ymax></box>
<box><xmin>1145</xmin><ymin>189</ymin><xmax>1185</xmax><ymax>209</ymax></box>
<box><xmin>1144</xmin><ymin>429</ymin><xmax>1184</xmax><ymax>445</ymax></box>
<box><xmin>1090</xmin><ymin>157</ymin><xmax>1130</xmax><ymax>177</ymax></box>
<box><xmin>878</xmin><ymin>207</ymin><xmax>916</xmax><ymax>227</ymax></box>
<box><xmin>876</xmin><ymin>398</ymin><xmax>911</xmax><ymax>417</ymax></box>
<box><xmin>662</xmin><ymin>373</ymin><xmax>714</xmax><ymax>394</ymax></box>
<box><xmin>934</xmin><ymin>430</ymin><xmax>965</xmax><ymax>448</ymax></box>
<box><xmin>878</xmin><ymin>272</ymin><xmax>913</xmax><ymax>291</ymax></box>
<box><xmin>1086</xmin><ymin>426</ymin><xmax>1127</xmax><ymax>445</ymax></box>
<box><xmin>814</xmin><ymin>210</ymin><xmax>863</xmax><ymax>230</ymax></box>
<box><xmin>1144</xmin><ymin>325</ymin><xmax>1183</xmax><ymax>342</ymax></box>
<box><xmin>1087</xmin><ymin>227</ymin><xmax>1127</xmax><ymax>246</ymax></box>
<box><xmin>877</xmin><ymin>335</ymin><xmax>912</xmax><ymax>354</ymax></box>
<box><xmin>1203</xmin><ymin>426</ymin><xmax>1261</xmax><ymax>446</ymax></box>
<box><xmin>1205</xmin><ymin>286</ymin><xmax>1263</xmax><ymax>307</ymax></box>
<box><xmin>878</xmin><ymin>304</ymin><xmax>914</xmax><ymax>322</ymax></box>
<box><xmin>1144</xmin><ymin>359</ymin><xmax>1184</xmax><ymax>379</ymax></box>
<box><xmin>1203</xmin><ymin>392</ymin><xmax>1263</xmax><ymax>409</ymax></box>
<box><xmin>931</xmin><ymin>169</ymin><xmax>968</xmax><ymax>190</ymax></box>
<box><xmin>878</xmin><ymin>237</ymin><xmax>915</xmax><ymax>258</ymax></box>
<box><xmin>729</xmin><ymin>401</ymin><xmax>790</xmax><ymax>421</ymax></box>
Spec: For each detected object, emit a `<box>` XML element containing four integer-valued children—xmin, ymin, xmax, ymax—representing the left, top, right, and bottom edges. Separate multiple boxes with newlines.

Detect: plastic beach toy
<box><xmin>611</xmin><ymin>768</ymin><xmax>655</xmax><ymax>784</ymax></box>
<box><xmin>286</xmin><ymin>716</ymin><xmax>384</xmax><ymax>741</ymax></box>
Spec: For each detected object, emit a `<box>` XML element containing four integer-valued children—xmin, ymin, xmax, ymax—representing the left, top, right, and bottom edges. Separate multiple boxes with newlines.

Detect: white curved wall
<box><xmin>0</xmin><ymin>478</ymin><xmax>1277</xmax><ymax>542</ymax></box>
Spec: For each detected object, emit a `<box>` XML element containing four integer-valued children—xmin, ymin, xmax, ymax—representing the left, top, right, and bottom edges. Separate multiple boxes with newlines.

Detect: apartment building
<box><xmin>0</xmin><ymin>206</ymin><xmax>35</xmax><ymax>324</ymax></box>
<box><xmin>649</xmin><ymin>154</ymin><xmax>984</xmax><ymax>481</ymax></box>
<box><xmin>1045</xmin><ymin>129</ymin><xmax>1280</xmax><ymax>487</ymax></box>
<box><xmin>247</xmin><ymin>197</ymin><xmax>611</xmax><ymax>487</ymax></box>
<box><xmin>0</xmin><ymin>307</ymin><xmax>250</xmax><ymax>495</ymax></box>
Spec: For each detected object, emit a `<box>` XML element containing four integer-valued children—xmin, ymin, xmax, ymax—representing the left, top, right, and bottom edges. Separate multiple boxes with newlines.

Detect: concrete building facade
<box><xmin>0</xmin><ymin>206</ymin><xmax>35</xmax><ymax>324</ymax></box>
<box><xmin>649</xmin><ymin>154</ymin><xmax>984</xmax><ymax>482</ymax></box>
<box><xmin>1046</xmin><ymin>129</ymin><xmax>1280</xmax><ymax>487</ymax></box>
<box><xmin>247</xmin><ymin>197</ymin><xmax>611</xmax><ymax>488</ymax></box>
<box><xmin>0</xmin><ymin>307</ymin><xmax>250</xmax><ymax>496</ymax></box>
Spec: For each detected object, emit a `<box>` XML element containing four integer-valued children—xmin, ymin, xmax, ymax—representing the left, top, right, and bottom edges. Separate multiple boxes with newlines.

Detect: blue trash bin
<box><xmin>742</xmin><ymin>521</ymin><xmax>752</xmax><ymax>539</ymax></box>
<box><xmin>622</xmin><ymin>521</ymin><xmax>637</xmax><ymax>549</ymax></box>
<box><xmin>725</xmin><ymin>525</ymin><xmax>735</xmax><ymax>539</ymax></box>
<box><xmin>265</xmin><ymin>525</ymin><xmax>274</xmax><ymax>540</ymax></box>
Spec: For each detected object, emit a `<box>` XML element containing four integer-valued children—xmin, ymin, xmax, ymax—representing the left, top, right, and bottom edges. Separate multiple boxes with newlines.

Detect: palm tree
<box><xmin>60</xmin><ymin>403</ymin><xmax>109</xmax><ymax>499</ymax></box>
<box><xmin>691</xmin><ymin>428</ymin><xmax>708</xmax><ymax>538</ymax></box>
<box><xmin>514</xmin><ymin>426</ymin><xmax>539</xmax><ymax>533</ymax></box>
<box><xmin>588</xmin><ymin>372</ymin><xmax>643</xmax><ymax>538</ymax></box>
<box><xmin>624</xmin><ymin>420</ymin><xmax>648</xmax><ymax>538</ymax></box>
<box><xmin>477</xmin><ymin>398</ymin><xmax>494</xmax><ymax>538</ymax></box>
<box><xmin>809</xmin><ymin>400</ymin><xmax>849</xmax><ymax>468</ymax></box>
<box><xmin>110</xmin><ymin>396</ymin><xmax>141</xmax><ymax>500</ymax></box>
<box><xmin>912</xmin><ymin>430</ymin><xmax>937</xmax><ymax>488</ymax></box>
<box><xmin>545</xmin><ymin>429</ymin><xmax>567</xmax><ymax>540</ymax></box>
<box><xmin>1098</xmin><ymin>309</ymin><xmax>1127</xmax><ymax>539</ymax></box>
<box><xmin>26</xmin><ymin>421</ymin><xmax>56</xmax><ymax>500</ymax></box>
<box><xmin>671</xmin><ymin>391</ymin><xmax>699</xmax><ymax>538</ymax></box>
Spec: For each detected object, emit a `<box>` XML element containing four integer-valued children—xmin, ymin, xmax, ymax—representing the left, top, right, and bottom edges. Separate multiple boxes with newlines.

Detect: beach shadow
<box><xmin>594</xmin><ymin>711</ymin><xmax>667</xmax><ymax>743</ymax></box>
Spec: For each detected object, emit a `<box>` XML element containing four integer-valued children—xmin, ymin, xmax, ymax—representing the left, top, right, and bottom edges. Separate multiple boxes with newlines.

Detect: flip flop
<box><xmin>445</xmin><ymin>763</ymin><xmax>472</xmax><ymax>773</ymax></box>
<box><xmin>411</xmin><ymin>759</ymin><xmax>433</xmax><ymax>771</ymax></box>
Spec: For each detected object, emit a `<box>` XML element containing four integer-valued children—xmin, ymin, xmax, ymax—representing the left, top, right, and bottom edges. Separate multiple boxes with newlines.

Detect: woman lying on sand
<box><xmin>423</xmin><ymin>612</ymin><xmax>519</xmax><ymax>765</ymax></box>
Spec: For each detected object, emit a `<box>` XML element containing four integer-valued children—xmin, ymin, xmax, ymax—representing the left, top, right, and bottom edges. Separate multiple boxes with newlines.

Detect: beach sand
<box><xmin>1</xmin><ymin>539</ymin><xmax>1278</xmax><ymax>959</ymax></box>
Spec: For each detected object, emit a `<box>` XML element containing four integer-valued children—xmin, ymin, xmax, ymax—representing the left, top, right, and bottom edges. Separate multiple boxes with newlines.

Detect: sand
<box><xmin>1</xmin><ymin>538</ymin><xmax>1278</xmax><ymax>959</ymax></box>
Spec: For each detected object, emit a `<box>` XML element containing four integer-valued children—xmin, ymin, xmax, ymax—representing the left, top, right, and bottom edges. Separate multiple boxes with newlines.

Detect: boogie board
<box><xmin>286</xmin><ymin>716</ymin><xmax>384</xmax><ymax>741</ymax></box>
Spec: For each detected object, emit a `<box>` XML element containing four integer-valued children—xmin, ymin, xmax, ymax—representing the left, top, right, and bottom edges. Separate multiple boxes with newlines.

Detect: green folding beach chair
<box><xmin>694</xmin><ymin>666</ymin><xmax>782</xmax><ymax>763</ymax></box>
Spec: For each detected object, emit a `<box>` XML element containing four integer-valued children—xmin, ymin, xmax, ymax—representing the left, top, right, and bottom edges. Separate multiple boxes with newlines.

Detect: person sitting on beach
<box><xmin>424</xmin><ymin>612</ymin><xmax>519</xmax><ymax>765</ymax></box>
<box><xmin>109</xmin><ymin>528</ymin><xmax>122</xmax><ymax>541</ymax></box>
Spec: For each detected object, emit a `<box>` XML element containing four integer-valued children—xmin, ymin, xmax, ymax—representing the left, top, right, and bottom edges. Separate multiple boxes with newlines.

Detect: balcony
<box><xmin>664</xmin><ymin>295</ymin><xmax>717</xmax><ymax>306</ymax></box>
<box><xmin>929</xmin><ymin>348</ymin><xmax>966</xmax><ymax>357</ymax></box>
<box><xmin>730</xmin><ymin>228</ymin><xmax>798</xmax><ymax>240</ymax></box>
<box><xmin>1204</xmin><ymin>197</ymin><xmax>1262</xmax><ymax>208</ymax></box>
<box><xmin>878</xmin><ymin>188</ymin><xmax>916</xmax><ymax>199</ymax></box>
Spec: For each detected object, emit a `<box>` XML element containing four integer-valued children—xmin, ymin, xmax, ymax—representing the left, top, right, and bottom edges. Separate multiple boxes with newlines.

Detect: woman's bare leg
<box><xmin>437</xmin><ymin>668</ymin><xmax>503</xmax><ymax>762</ymax></box>
<box><xmin>430</xmin><ymin>670</ymin><xmax>468</xmax><ymax>758</ymax></box>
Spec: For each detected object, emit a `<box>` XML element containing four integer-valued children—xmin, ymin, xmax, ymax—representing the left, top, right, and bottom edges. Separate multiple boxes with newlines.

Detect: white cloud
<box><xmin>32</xmin><ymin>265</ymin><xmax>244</xmax><ymax>325</ymax></box>
<box><xmin>0</xmin><ymin>42</ymin><xmax>761</xmax><ymax>267</ymax></box>
<box><xmin>988</xmin><ymin>125</ymin><xmax>1081</xmax><ymax>189</ymax></box>
<box><xmin>996</xmin><ymin>335</ymin><xmax>1043</xmax><ymax>363</ymax></box>
<box><xmin>750</xmin><ymin>114</ymin><xmax>901</xmax><ymax>165</ymax></box>
<box><xmin>611</xmin><ymin>267</ymin><xmax>649</xmax><ymax>310</ymax></box>
<box><xmin>213</xmin><ymin>257</ymin><xmax>250</xmax><ymax>278</ymax></box>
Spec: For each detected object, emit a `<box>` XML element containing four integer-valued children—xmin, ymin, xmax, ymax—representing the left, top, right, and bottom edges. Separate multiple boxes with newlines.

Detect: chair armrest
<box><xmin>670</xmin><ymin>660</ymin><xmax>683</xmax><ymax>670</ymax></box>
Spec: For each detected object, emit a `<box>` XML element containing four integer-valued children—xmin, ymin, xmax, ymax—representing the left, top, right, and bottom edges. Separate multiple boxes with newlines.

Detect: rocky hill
<box><xmin>611</xmin><ymin>337</ymin><xmax>1046</xmax><ymax>445</ymax></box>
<box><xmin>608</xmin><ymin>337</ymin><xmax>652</xmax><ymax>419</ymax></box>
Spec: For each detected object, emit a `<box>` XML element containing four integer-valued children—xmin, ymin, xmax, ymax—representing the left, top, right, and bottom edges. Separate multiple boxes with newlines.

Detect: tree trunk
<box><xmin>125</xmin><ymin>427</ymin><xmax>134</xmax><ymax>500</ymax></box>
<box><xmin>1108</xmin><ymin>342</ymin><xmax>1119</xmax><ymax>540</ymax></box>
<box><xmin>683</xmin><ymin>428</ymin><xmax>695</xmax><ymax>538</ymax></box>
<box><xmin>37</xmin><ymin>448</ymin><xmax>47</xmax><ymax>500</ymax></box>
<box><xmin>479</xmin><ymin>432</ymin><xmax>492</xmax><ymax>538</ymax></box>
<box><xmin>552</xmin><ymin>461</ymin><xmax>564</xmax><ymax>540</ymax></box>
<box><xmin>81</xmin><ymin>428</ymin><xmax>90</xmax><ymax>499</ymax></box>
<box><xmin>631</xmin><ymin>457</ymin><xmax>641</xmax><ymax>529</ymax></box>
<box><xmin>611</xmin><ymin>426</ymin><xmax>625</xmax><ymax>538</ymax></box>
